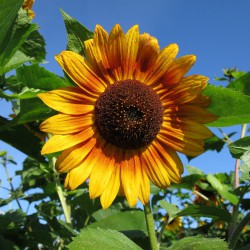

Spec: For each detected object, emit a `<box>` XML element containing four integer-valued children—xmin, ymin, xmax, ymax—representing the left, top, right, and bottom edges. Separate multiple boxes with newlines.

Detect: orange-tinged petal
<box><xmin>89</xmin><ymin>144</ymin><xmax>115</xmax><ymax>198</ymax></box>
<box><xmin>40</xmin><ymin>113</ymin><xmax>93</xmax><ymax>134</ymax></box>
<box><xmin>144</xmin><ymin>44</ymin><xmax>179</xmax><ymax>86</ymax></box>
<box><xmin>135</xmin><ymin>33</ymin><xmax>159</xmax><ymax>76</ymax></box>
<box><xmin>37</xmin><ymin>88</ymin><xmax>95</xmax><ymax>115</ymax></box>
<box><xmin>161</xmin><ymin>119</ymin><xmax>213</xmax><ymax>140</ymax></box>
<box><xmin>100</xmin><ymin>164</ymin><xmax>121</xmax><ymax>209</ymax></box>
<box><xmin>121</xmin><ymin>151</ymin><xmax>141</xmax><ymax>207</ymax></box>
<box><xmin>164</xmin><ymin>104</ymin><xmax>217</xmax><ymax>124</ymax></box>
<box><xmin>152</xmin><ymin>140</ymin><xmax>183</xmax><ymax>182</ymax></box>
<box><xmin>41</xmin><ymin>127</ymin><xmax>95</xmax><ymax>154</ymax></box>
<box><xmin>108</xmin><ymin>24</ymin><xmax>126</xmax><ymax>80</ymax></box>
<box><xmin>157</xmin><ymin>133</ymin><xmax>204</xmax><ymax>156</ymax></box>
<box><xmin>64</xmin><ymin>138</ymin><xmax>106</xmax><ymax>190</ymax></box>
<box><xmin>160</xmin><ymin>75</ymin><xmax>208</xmax><ymax>105</ymax></box>
<box><xmin>138</xmin><ymin>169</ymin><xmax>150</xmax><ymax>205</ymax></box>
<box><xmin>142</xmin><ymin>146</ymin><xmax>170</xmax><ymax>188</ymax></box>
<box><xmin>55</xmin><ymin>51</ymin><xmax>106</xmax><ymax>93</ymax></box>
<box><xmin>56</xmin><ymin>136</ymin><xmax>97</xmax><ymax>173</ymax></box>
<box><xmin>163</xmin><ymin>55</ymin><xmax>196</xmax><ymax>85</ymax></box>
<box><xmin>123</xmin><ymin>25</ymin><xmax>139</xmax><ymax>79</ymax></box>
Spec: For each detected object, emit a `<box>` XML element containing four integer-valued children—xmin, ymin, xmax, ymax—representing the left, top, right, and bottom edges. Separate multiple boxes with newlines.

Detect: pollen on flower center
<box><xmin>94</xmin><ymin>80</ymin><xmax>163</xmax><ymax>149</ymax></box>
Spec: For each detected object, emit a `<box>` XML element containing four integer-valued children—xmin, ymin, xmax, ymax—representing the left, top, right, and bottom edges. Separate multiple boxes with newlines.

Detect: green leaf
<box><xmin>0</xmin><ymin>116</ymin><xmax>45</xmax><ymax>162</ymax></box>
<box><xmin>0</xmin><ymin>0</ymin><xmax>23</xmax><ymax>47</ymax></box>
<box><xmin>186</xmin><ymin>165</ymin><xmax>205</xmax><ymax>176</ymax></box>
<box><xmin>0</xmin><ymin>9</ymin><xmax>36</xmax><ymax>74</ymax></box>
<box><xmin>171</xmin><ymin>174</ymin><xmax>202</xmax><ymax>190</ymax></box>
<box><xmin>228</xmin><ymin>136</ymin><xmax>250</xmax><ymax>159</ymax></box>
<box><xmin>60</xmin><ymin>9</ymin><xmax>93</xmax><ymax>55</ymax></box>
<box><xmin>159</xmin><ymin>200</ymin><xmax>180</xmax><ymax>221</ymax></box>
<box><xmin>207</xmin><ymin>174</ymin><xmax>239</xmax><ymax>205</ymax></box>
<box><xmin>177</xmin><ymin>205</ymin><xmax>232</xmax><ymax>222</ymax></box>
<box><xmin>0</xmin><ymin>87</ymin><xmax>41</xmax><ymax>100</ymax></box>
<box><xmin>204</xmin><ymin>84</ymin><xmax>250</xmax><ymax>127</ymax></box>
<box><xmin>16</xmin><ymin>64</ymin><xmax>72</xmax><ymax>90</ymax></box>
<box><xmin>4</xmin><ymin>50</ymin><xmax>33</xmax><ymax>73</ymax></box>
<box><xmin>0</xmin><ymin>98</ymin><xmax>56</xmax><ymax>130</ymax></box>
<box><xmin>88</xmin><ymin>210</ymin><xmax>147</xmax><ymax>235</ymax></box>
<box><xmin>239</xmin><ymin>151</ymin><xmax>250</xmax><ymax>182</ymax></box>
<box><xmin>20</xmin><ymin>29</ymin><xmax>46</xmax><ymax>63</ymax></box>
<box><xmin>167</xmin><ymin>235</ymin><xmax>229</xmax><ymax>250</ymax></box>
<box><xmin>68</xmin><ymin>228</ymin><xmax>141</xmax><ymax>250</ymax></box>
<box><xmin>227</xmin><ymin>72</ymin><xmax>250</xmax><ymax>95</ymax></box>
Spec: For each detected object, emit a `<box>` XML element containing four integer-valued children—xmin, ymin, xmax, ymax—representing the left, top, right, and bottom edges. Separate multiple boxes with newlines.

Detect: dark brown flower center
<box><xmin>94</xmin><ymin>80</ymin><xmax>163</xmax><ymax>149</ymax></box>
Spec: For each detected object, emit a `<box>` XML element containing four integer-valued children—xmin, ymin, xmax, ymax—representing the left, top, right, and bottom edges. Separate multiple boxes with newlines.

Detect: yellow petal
<box><xmin>55</xmin><ymin>51</ymin><xmax>106</xmax><ymax>93</ymax></box>
<box><xmin>56</xmin><ymin>136</ymin><xmax>97</xmax><ymax>173</ymax></box>
<box><xmin>41</xmin><ymin>127</ymin><xmax>95</xmax><ymax>154</ymax></box>
<box><xmin>163</xmin><ymin>55</ymin><xmax>196</xmax><ymax>84</ymax></box>
<box><xmin>100</xmin><ymin>164</ymin><xmax>121</xmax><ymax>209</ymax></box>
<box><xmin>121</xmin><ymin>151</ymin><xmax>141</xmax><ymax>207</ymax></box>
<box><xmin>64</xmin><ymin>138</ymin><xmax>106</xmax><ymax>190</ymax></box>
<box><xmin>89</xmin><ymin>144</ymin><xmax>115</xmax><ymax>198</ymax></box>
<box><xmin>38</xmin><ymin>88</ymin><xmax>95</xmax><ymax>115</ymax></box>
<box><xmin>135</xmin><ymin>33</ymin><xmax>159</xmax><ymax>79</ymax></box>
<box><xmin>107</xmin><ymin>24</ymin><xmax>126</xmax><ymax>81</ymax></box>
<box><xmin>40</xmin><ymin>113</ymin><xmax>93</xmax><ymax>134</ymax></box>
<box><xmin>123</xmin><ymin>25</ymin><xmax>139</xmax><ymax>79</ymax></box>
<box><xmin>142</xmin><ymin>146</ymin><xmax>170</xmax><ymax>188</ymax></box>
<box><xmin>144</xmin><ymin>44</ymin><xmax>179</xmax><ymax>86</ymax></box>
<box><xmin>138</xmin><ymin>169</ymin><xmax>150</xmax><ymax>205</ymax></box>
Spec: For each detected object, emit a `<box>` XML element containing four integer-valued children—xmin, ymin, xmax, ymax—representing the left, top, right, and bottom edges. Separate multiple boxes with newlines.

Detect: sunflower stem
<box><xmin>144</xmin><ymin>202</ymin><xmax>159</xmax><ymax>250</ymax></box>
<box><xmin>51</xmin><ymin>156</ymin><xmax>72</xmax><ymax>225</ymax></box>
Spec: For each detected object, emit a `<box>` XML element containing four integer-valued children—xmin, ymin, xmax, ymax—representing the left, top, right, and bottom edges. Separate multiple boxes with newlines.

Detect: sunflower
<box><xmin>22</xmin><ymin>0</ymin><xmax>35</xmax><ymax>19</ymax></box>
<box><xmin>165</xmin><ymin>216</ymin><xmax>182</xmax><ymax>232</ymax></box>
<box><xmin>38</xmin><ymin>24</ymin><xmax>217</xmax><ymax>209</ymax></box>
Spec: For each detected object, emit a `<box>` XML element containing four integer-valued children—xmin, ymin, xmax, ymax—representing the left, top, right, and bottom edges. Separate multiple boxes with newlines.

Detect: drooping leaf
<box><xmin>167</xmin><ymin>235</ymin><xmax>229</xmax><ymax>250</ymax></box>
<box><xmin>207</xmin><ymin>174</ymin><xmax>239</xmax><ymax>205</ymax></box>
<box><xmin>20</xmin><ymin>29</ymin><xmax>46</xmax><ymax>63</ymax></box>
<box><xmin>204</xmin><ymin>84</ymin><xmax>250</xmax><ymax>127</ymax></box>
<box><xmin>68</xmin><ymin>228</ymin><xmax>141</xmax><ymax>250</ymax></box>
<box><xmin>0</xmin><ymin>87</ymin><xmax>41</xmax><ymax>100</ymax></box>
<box><xmin>0</xmin><ymin>9</ymin><xmax>36</xmax><ymax>74</ymax></box>
<box><xmin>60</xmin><ymin>9</ymin><xmax>93</xmax><ymax>55</ymax></box>
<box><xmin>228</xmin><ymin>136</ymin><xmax>250</xmax><ymax>159</ymax></box>
<box><xmin>186</xmin><ymin>165</ymin><xmax>205</xmax><ymax>176</ymax></box>
<box><xmin>177</xmin><ymin>204</ymin><xmax>232</xmax><ymax>222</ymax></box>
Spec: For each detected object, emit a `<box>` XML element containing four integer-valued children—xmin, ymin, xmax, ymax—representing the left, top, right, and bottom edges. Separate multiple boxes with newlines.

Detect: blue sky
<box><xmin>1</xmin><ymin>0</ymin><xmax>250</xmax><ymax>210</ymax></box>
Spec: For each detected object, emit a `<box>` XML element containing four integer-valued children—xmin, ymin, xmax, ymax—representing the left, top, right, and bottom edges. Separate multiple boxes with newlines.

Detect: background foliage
<box><xmin>0</xmin><ymin>1</ymin><xmax>250</xmax><ymax>249</ymax></box>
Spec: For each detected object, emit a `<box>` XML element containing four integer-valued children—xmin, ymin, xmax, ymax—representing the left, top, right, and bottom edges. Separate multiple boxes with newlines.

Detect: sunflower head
<box><xmin>38</xmin><ymin>24</ymin><xmax>217</xmax><ymax>209</ymax></box>
<box><xmin>164</xmin><ymin>216</ymin><xmax>182</xmax><ymax>232</ymax></box>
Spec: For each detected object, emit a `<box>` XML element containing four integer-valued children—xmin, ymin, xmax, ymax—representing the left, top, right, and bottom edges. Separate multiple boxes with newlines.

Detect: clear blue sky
<box><xmin>1</xmin><ymin>0</ymin><xmax>250</xmax><ymax>210</ymax></box>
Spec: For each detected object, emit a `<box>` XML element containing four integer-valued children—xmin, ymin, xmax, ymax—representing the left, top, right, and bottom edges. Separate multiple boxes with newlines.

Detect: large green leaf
<box><xmin>227</xmin><ymin>71</ymin><xmax>250</xmax><ymax>95</ymax></box>
<box><xmin>88</xmin><ymin>210</ymin><xmax>147</xmax><ymax>235</ymax></box>
<box><xmin>16</xmin><ymin>64</ymin><xmax>72</xmax><ymax>90</ymax></box>
<box><xmin>204</xmin><ymin>84</ymin><xmax>250</xmax><ymax>127</ymax></box>
<box><xmin>0</xmin><ymin>9</ymin><xmax>36</xmax><ymax>74</ymax></box>
<box><xmin>177</xmin><ymin>205</ymin><xmax>232</xmax><ymax>222</ymax></box>
<box><xmin>0</xmin><ymin>98</ymin><xmax>56</xmax><ymax>131</ymax></box>
<box><xmin>159</xmin><ymin>200</ymin><xmax>180</xmax><ymax>221</ymax></box>
<box><xmin>167</xmin><ymin>235</ymin><xmax>229</xmax><ymax>250</ymax></box>
<box><xmin>0</xmin><ymin>116</ymin><xmax>45</xmax><ymax>162</ymax></box>
<box><xmin>60</xmin><ymin>9</ymin><xmax>93</xmax><ymax>55</ymax></box>
<box><xmin>0</xmin><ymin>0</ymin><xmax>23</xmax><ymax>47</ymax></box>
<box><xmin>68</xmin><ymin>228</ymin><xmax>141</xmax><ymax>250</ymax></box>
